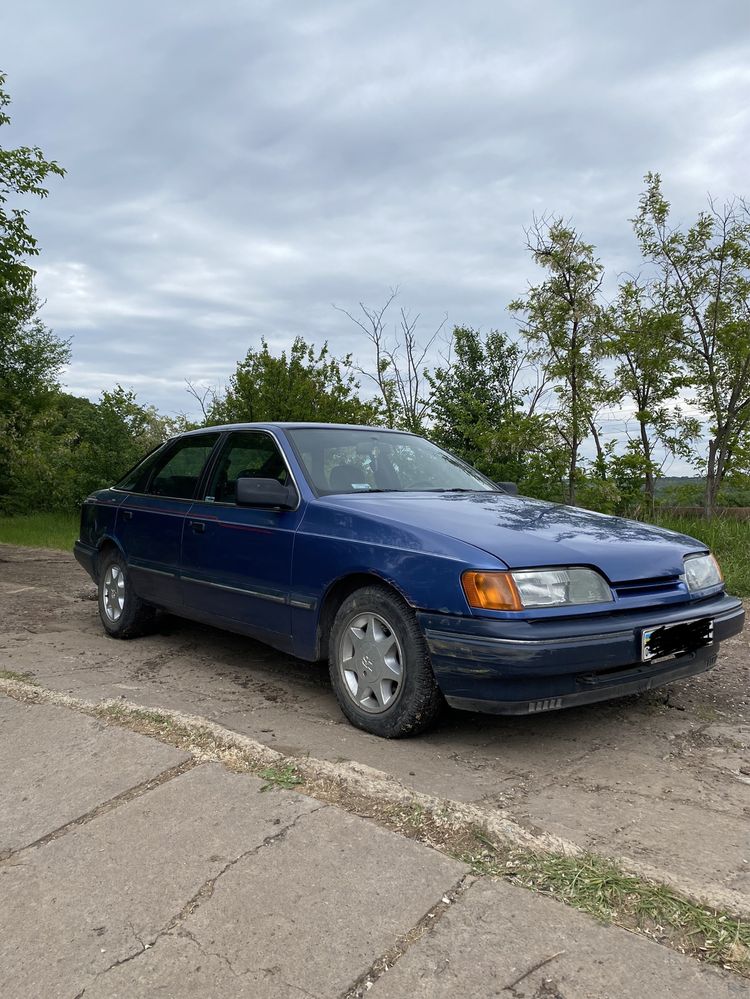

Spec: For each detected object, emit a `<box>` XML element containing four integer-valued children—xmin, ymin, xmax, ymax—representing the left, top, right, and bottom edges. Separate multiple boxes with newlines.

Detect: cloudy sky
<box><xmin>4</xmin><ymin>0</ymin><xmax>750</xmax><ymax>454</ymax></box>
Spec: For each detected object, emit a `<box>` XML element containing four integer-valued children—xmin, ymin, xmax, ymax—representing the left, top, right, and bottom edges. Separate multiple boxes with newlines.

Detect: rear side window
<box><xmin>115</xmin><ymin>443</ymin><xmax>170</xmax><ymax>493</ymax></box>
<box><xmin>147</xmin><ymin>435</ymin><xmax>219</xmax><ymax>499</ymax></box>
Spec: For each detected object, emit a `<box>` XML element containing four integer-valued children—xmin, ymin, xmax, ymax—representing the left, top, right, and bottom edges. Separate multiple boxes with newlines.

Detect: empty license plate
<box><xmin>641</xmin><ymin>617</ymin><xmax>713</xmax><ymax>661</ymax></box>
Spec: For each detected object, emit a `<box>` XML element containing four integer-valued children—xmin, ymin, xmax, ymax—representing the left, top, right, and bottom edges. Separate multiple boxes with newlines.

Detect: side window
<box><xmin>204</xmin><ymin>431</ymin><xmax>289</xmax><ymax>504</ymax></box>
<box><xmin>147</xmin><ymin>435</ymin><xmax>218</xmax><ymax>500</ymax></box>
<box><xmin>115</xmin><ymin>443</ymin><xmax>170</xmax><ymax>493</ymax></box>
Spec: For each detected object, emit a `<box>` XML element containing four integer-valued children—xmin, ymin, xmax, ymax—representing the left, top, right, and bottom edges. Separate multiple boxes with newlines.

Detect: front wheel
<box><xmin>329</xmin><ymin>585</ymin><xmax>444</xmax><ymax>737</ymax></box>
<box><xmin>97</xmin><ymin>549</ymin><xmax>155</xmax><ymax>638</ymax></box>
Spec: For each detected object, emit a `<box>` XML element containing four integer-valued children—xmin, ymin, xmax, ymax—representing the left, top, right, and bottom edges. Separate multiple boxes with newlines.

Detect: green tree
<box><xmin>429</xmin><ymin>327</ymin><xmax>522</xmax><ymax>467</ymax></box>
<box><xmin>5</xmin><ymin>386</ymin><xmax>175</xmax><ymax>512</ymax></box>
<box><xmin>605</xmin><ymin>278</ymin><xmax>699</xmax><ymax>508</ymax></box>
<box><xmin>1</xmin><ymin>71</ymin><xmax>65</xmax><ymax>306</ymax></box>
<box><xmin>209</xmin><ymin>337</ymin><xmax>380</xmax><ymax>426</ymax></box>
<box><xmin>509</xmin><ymin>218</ymin><xmax>613</xmax><ymax>504</ymax></box>
<box><xmin>0</xmin><ymin>287</ymin><xmax>70</xmax><ymax>507</ymax></box>
<box><xmin>428</xmin><ymin>326</ymin><xmax>559</xmax><ymax>490</ymax></box>
<box><xmin>634</xmin><ymin>173</ymin><xmax>750</xmax><ymax>514</ymax></box>
<box><xmin>0</xmin><ymin>72</ymin><xmax>68</xmax><ymax>508</ymax></box>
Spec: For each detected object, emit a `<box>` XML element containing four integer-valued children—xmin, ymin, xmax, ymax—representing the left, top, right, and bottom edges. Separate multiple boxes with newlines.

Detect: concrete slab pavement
<box><xmin>83</xmin><ymin>808</ymin><xmax>467</xmax><ymax>998</ymax></box>
<box><xmin>370</xmin><ymin>879</ymin><xmax>747</xmax><ymax>999</ymax></box>
<box><xmin>1</xmin><ymin>687</ymin><xmax>747</xmax><ymax>998</ymax></box>
<box><xmin>1</xmin><ymin>763</ymin><xmax>320</xmax><ymax>998</ymax></box>
<box><xmin>0</xmin><ymin>696</ymin><xmax>188</xmax><ymax>852</ymax></box>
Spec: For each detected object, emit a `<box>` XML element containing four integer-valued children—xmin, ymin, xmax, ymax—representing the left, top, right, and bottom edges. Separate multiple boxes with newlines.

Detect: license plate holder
<box><xmin>641</xmin><ymin>617</ymin><xmax>713</xmax><ymax>662</ymax></box>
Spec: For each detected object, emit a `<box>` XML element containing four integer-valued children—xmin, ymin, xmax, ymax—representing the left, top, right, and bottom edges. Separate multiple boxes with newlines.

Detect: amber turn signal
<box><xmin>462</xmin><ymin>571</ymin><xmax>524</xmax><ymax>611</ymax></box>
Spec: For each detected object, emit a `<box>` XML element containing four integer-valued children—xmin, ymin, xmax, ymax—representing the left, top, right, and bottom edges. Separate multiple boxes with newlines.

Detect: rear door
<box><xmin>115</xmin><ymin>433</ymin><xmax>220</xmax><ymax>608</ymax></box>
<box><xmin>179</xmin><ymin>429</ymin><xmax>304</xmax><ymax>642</ymax></box>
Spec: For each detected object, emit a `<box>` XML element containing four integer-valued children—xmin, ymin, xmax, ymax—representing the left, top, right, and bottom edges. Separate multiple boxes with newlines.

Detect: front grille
<box><xmin>613</xmin><ymin>576</ymin><xmax>684</xmax><ymax>600</ymax></box>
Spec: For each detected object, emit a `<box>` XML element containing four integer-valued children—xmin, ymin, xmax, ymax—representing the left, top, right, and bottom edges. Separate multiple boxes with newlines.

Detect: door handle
<box><xmin>189</xmin><ymin>520</ymin><xmax>205</xmax><ymax>534</ymax></box>
<box><xmin>121</xmin><ymin>509</ymin><xmax>133</xmax><ymax>521</ymax></box>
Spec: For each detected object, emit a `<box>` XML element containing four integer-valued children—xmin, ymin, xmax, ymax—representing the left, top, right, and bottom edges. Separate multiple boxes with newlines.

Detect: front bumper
<box><xmin>418</xmin><ymin>593</ymin><xmax>745</xmax><ymax>716</ymax></box>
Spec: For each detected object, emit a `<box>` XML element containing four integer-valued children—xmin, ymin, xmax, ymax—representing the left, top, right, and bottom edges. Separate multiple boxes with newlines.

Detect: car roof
<box><xmin>178</xmin><ymin>422</ymin><xmax>412</xmax><ymax>437</ymax></box>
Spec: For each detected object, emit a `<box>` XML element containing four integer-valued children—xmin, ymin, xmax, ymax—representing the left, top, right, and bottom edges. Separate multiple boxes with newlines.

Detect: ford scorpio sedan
<box><xmin>74</xmin><ymin>423</ymin><xmax>745</xmax><ymax>737</ymax></box>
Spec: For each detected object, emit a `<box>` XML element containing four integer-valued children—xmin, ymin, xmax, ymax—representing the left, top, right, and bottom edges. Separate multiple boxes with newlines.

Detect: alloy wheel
<box><xmin>337</xmin><ymin>611</ymin><xmax>404</xmax><ymax>713</ymax></box>
<box><xmin>102</xmin><ymin>564</ymin><xmax>125</xmax><ymax>622</ymax></box>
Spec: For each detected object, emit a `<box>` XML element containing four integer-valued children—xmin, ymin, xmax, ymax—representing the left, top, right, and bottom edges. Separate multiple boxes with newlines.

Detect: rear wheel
<box><xmin>329</xmin><ymin>585</ymin><xmax>443</xmax><ymax>737</ymax></box>
<box><xmin>97</xmin><ymin>549</ymin><xmax>155</xmax><ymax>638</ymax></box>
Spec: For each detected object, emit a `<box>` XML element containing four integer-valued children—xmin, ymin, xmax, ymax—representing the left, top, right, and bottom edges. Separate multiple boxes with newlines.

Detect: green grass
<box><xmin>650</xmin><ymin>514</ymin><xmax>750</xmax><ymax>596</ymax></box>
<box><xmin>257</xmin><ymin>763</ymin><xmax>303</xmax><ymax>791</ymax></box>
<box><xmin>0</xmin><ymin>670</ymin><xmax>39</xmax><ymax>685</ymax></box>
<box><xmin>0</xmin><ymin>511</ymin><xmax>78</xmax><ymax>551</ymax></box>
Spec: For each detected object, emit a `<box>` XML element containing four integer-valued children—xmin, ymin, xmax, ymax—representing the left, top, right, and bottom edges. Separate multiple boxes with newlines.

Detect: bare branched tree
<box><xmin>333</xmin><ymin>288</ymin><xmax>448</xmax><ymax>432</ymax></box>
<box><xmin>185</xmin><ymin>380</ymin><xmax>216</xmax><ymax>424</ymax></box>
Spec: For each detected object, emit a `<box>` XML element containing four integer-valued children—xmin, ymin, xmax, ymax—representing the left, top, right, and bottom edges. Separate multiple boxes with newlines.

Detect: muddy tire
<box><xmin>97</xmin><ymin>548</ymin><xmax>155</xmax><ymax>639</ymax></box>
<box><xmin>329</xmin><ymin>585</ymin><xmax>444</xmax><ymax>737</ymax></box>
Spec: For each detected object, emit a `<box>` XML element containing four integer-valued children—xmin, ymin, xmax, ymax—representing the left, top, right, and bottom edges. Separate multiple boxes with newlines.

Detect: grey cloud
<box><xmin>3</xmin><ymin>0</ymin><xmax>750</xmax><ymax>459</ymax></box>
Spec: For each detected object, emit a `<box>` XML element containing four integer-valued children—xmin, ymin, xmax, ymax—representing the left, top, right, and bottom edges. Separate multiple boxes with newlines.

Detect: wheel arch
<box><xmin>315</xmin><ymin>571</ymin><xmax>414</xmax><ymax>662</ymax></box>
<box><xmin>93</xmin><ymin>537</ymin><xmax>125</xmax><ymax>582</ymax></box>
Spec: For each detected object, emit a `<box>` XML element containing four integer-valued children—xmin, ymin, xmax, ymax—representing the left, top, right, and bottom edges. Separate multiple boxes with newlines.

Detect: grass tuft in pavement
<box><xmin>0</xmin><ymin>669</ymin><xmax>39</xmax><ymax>685</ymax></box>
<box><xmin>258</xmin><ymin>763</ymin><xmax>303</xmax><ymax>791</ymax></box>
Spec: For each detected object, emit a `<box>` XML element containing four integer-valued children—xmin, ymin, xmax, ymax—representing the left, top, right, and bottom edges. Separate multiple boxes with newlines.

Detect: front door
<box><xmin>179</xmin><ymin>430</ymin><xmax>304</xmax><ymax>643</ymax></box>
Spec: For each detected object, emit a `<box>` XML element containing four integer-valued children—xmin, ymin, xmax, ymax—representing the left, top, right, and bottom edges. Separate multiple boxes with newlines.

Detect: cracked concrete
<box><xmin>343</xmin><ymin>872</ymin><xmax>478</xmax><ymax>998</ymax></box>
<box><xmin>1</xmin><ymin>678</ymin><xmax>748</xmax><ymax>996</ymax></box>
<box><xmin>80</xmin><ymin>807</ymin><xmax>466</xmax><ymax>998</ymax></box>
<box><xmin>0</xmin><ymin>696</ymin><xmax>189</xmax><ymax>852</ymax></box>
<box><xmin>0</xmin><ymin>762</ymin><xmax>319</xmax><ymax>998</ymax></box>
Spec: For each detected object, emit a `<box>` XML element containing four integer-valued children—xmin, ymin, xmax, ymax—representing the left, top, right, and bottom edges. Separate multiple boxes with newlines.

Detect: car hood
<box><xmin>322</xmin><ymin>491</ymin><xmax>706</xmax><ymax>583</ymax></box>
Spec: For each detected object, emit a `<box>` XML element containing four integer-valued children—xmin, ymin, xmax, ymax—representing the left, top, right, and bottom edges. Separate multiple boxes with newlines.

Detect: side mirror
<box><xmin>495</xmin><ymin>481</ymin><xmax>519</xmax><ymax>496</ymax></box>
<box><xmin>236</xmin><ymin>477</ymin><xmax>297</xmax><ymax>509</ymax></box>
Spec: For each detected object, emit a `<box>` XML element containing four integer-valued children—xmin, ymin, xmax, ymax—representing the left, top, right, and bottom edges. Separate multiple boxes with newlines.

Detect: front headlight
<box><xmin>684</xmin><ymin>553</ymin><xmax>723</xmax><ymax>593</ymax></box>
<box><xmin>512</xmin><ymin>568</ymin><xmax>613</xmax><ymax>608</ymax></box>
<box><xmin>462</xmin><ymin>568</ymin><xmax>613</xmax><ymax>611</ymax></box>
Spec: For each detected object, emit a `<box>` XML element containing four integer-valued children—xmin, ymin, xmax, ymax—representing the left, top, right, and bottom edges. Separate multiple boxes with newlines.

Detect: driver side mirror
<box><xmin>236</xmin><ymin>477</ymin><xmax>297</xmax><ymax>509</ymax></box>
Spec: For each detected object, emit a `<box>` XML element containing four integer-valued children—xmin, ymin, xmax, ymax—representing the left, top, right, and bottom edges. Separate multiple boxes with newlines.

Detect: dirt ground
<box><xmin>2</xmin><ymin>544</ymin><xmax>749</xmax><ymax>913</ymax></box>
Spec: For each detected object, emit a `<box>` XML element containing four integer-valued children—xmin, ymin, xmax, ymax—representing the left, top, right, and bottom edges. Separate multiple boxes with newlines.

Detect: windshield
<box><xmin>286</xmin><ymin>427</ymin><xmax>497</xmax><ymax>495</ymax></box>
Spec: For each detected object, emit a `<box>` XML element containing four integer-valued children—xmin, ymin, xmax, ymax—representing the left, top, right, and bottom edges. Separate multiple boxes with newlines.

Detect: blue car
<box><xmin>74</xmin><ymin>423</ymin><xmax>745</xmax><ymax>737</ymax></box>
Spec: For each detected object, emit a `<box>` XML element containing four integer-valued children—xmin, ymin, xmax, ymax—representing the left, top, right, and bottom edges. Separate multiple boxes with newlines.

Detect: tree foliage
<box><xmin>3</xmin><ymin>386</ymin><xmax>175</xmax><ymax>513</ymax></box>
<box><xmin>209</xmin><ymin>336</ymin><xmax>381</xmax><ymax>426</ymax></box>
<box><xmin>0</xmin><ymin>71</ymin><xmax>65</xmax><ymax>307</ymax></box>
<box><xmin>634</xmin><ymin>173</ymin><xmax>750</xmax><ymax>512</ymax></box>
<box><xmin>428</xmin><ymin>326</ymin><xmax>561</xmax><ymax>493</ymax></box>
<box><xmin>604</xmin><ymin>277</ymin><xmax>699</xmax><ymax>507</ymax></box>
<box><xmin>509</xmin><ymin>218</ymin><xmax>614</xmax><ymax>504</ymax></box>
<box><xmin>0</xmin><ymin>73</ymin><xmax>70</xmax><ymax>509</ymax></box>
